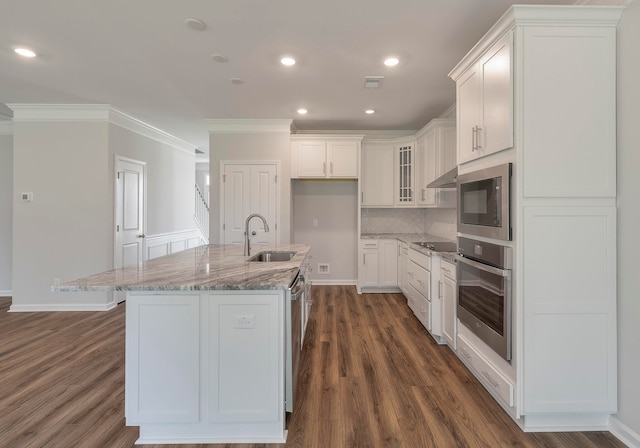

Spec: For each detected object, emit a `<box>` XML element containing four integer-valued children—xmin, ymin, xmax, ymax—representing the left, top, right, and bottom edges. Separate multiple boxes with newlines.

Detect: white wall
<box><xmin>109</xmin><ymin>124</ymin><xmax>195</xmax><ymax>236</ymax></box>
<box><xmin>615</xmin><ymin>0</ymin><xmax>640</xmax><ymax>442</ymax></box>
<box><xmin>12</xmin><ymin>120</ymin><xmax>112</xmax><ymax>309</ymax></box>
<box><xmin>293</xmin><ymin>180</ymin><xmax>358</xmax><ymax>283</ymax></box>
<box><xmin>9</xmin><ymin>113</ymin><xmax>197</xmax><ymax>310</ymax></box>
<box><xmin>209</xmin><ymin>132</ymin><xmax>291</xmax><ymax>245</ymax></box>
<box><xmin>0</xmin><ymin>130</ymin><xmax>13</xmax><ymax>294</ymax></box>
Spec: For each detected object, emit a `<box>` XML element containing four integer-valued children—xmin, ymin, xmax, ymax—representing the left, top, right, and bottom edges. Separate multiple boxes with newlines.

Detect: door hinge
<box><xmin>116</xmin><ymin>224</ymin><xmax>120</xmax><ymax>232</ymax></box>
<box><xmin>275</xmin><ymin>175</ymin><xmax>277</xmax><ymax>183</ymax></box>
<box><xmin>117</xmin><ymin>171</ymin><xmax>121</xmax><ymax>180</ymax></box>
<box><xmin>223</xmin><ymin>223</ymin><xmax>226</xmax><ymax>230</ymax></box>
<box><xmin>222</xmin><ymin>174</ymin><xmax>226</xmax><ymax>182</ymax></box>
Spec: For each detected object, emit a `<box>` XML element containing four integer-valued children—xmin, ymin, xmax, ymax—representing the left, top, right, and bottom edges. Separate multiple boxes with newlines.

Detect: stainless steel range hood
<box><xmin>427</xmin><ymin>166</ymin><xmax>457</xmax><ymax>188</ymax></box>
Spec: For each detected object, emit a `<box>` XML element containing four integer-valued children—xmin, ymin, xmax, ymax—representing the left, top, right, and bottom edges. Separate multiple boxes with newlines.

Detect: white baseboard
<box><xmin>0</xmin><ymin>290</ymin><xmax>12</xmax><ymax>297</ymax></box>
<box><xmin>610</xmin><ymin>416</ymin><xmax>640</xmax><ymax>448</ymax></box>
<box><xmin>9</xmin><ymin>301</ymin><xmax>117</xmax><ymax>312</ymax></box>
<box><xmin>309</xmin><ymin>279</ymin><xmax>357</xmax><ymax>286</ymax></box>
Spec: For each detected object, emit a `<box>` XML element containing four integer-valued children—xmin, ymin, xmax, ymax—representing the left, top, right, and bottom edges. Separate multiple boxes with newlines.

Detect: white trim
<box><xmin>610</xmin><ymin>416</ymin><xmax>640</xmax><ymax>448</ymax></box>
<box><xmin>207</xmin><ymin>119</ymin><xmax>293</xmax><ymax>133</ymax></box>
<box><xmin>449</xmin><ymin>5</ymin><xmax>624</xmax><ymax>80</ymax></box>
<box><xmin>309</xmin><ymin>279</ymin><xmax>357</xmax><ymax>286</ymax></box>
<box><xmin>0</xmin><ymin>122</ymin><xmax>13</xmax><ymax>135</ymax></box>
<box><xmin>9</xmin><ymin>301</ymin><xmax>117</xmax><ymax>312</ymax></box>
<box><xmin>8</xmin><ymin>103</ymin><xmax>111</xmax><ymax>121</ymax></box>
<box><xmin>135</xmin><ymin>435</ymin><xmax>287</xmax><ymax>445</ymax></box>
<box><xmin>290</xmin><ymin>134</ymin><xmax>365</xmax><ymax>141</ymax></box>
<box><xmin>145</xmin><ymin>229</ymin><xmax>204</xmax><ymax>260</ymax></box>
<box><xmin>109</xmin><ymin>108</ymin><xmax>197</xmax><ymax>155</ymax></box>
<box><xmin>0</xmin><ymin>290</ymin><xmax>12</xmax><ymax>297</ymax></box>
<box><xmin>7</xmin><ymin>104</ymin><xmax>198</xmax><ymax>155</ymax></box>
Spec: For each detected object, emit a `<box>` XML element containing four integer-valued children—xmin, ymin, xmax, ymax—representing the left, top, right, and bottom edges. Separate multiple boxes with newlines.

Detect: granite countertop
<box><xmin>361</xmin><ymin>232</ymin><xmax>458</xmax><ymax>263</ymax></box>
<box><xmin>53</xmin><ymin>243</ymin><xmax>311</xmax><ymax>292</ymax></box>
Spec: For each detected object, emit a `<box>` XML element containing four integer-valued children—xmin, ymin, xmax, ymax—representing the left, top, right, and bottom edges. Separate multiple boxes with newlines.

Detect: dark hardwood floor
<box><xmin>0</xmin><ymin>289</ymin><xmax>627</xmax><ymax>448</ymax></box>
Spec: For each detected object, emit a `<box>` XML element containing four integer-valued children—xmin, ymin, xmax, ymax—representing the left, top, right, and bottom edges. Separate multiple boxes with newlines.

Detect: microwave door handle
<box><xmin>455</xmin><ymin>254</ymin><xmax>510</xmax><ymax>278</ymax></box>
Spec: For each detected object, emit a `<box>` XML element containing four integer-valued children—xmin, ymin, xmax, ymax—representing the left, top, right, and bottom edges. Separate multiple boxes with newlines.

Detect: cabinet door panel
<box><xmin>457</xmin><ymin>67</ymin><xmax>481</xmax><ymax>164</ymax></box>
<box><xmin>361</xmin><ymin>144</ymin><xmax>394</xmax><ymax>206</ymax></box>
<box><xmin>481</xmin><ymin>33</ymin><xmax>513</xmax><ymax>155</ymax></box>
<box><xmin>297</xmin><ymin>141</ymin><xmax>327</xmax><ymax>177</ymax></box>
<box><xmin>328</xmin><ymin>141</ymin><xmax>358</xmax><ymax>178</ymax></box>
<box><xmin>126</xmin><ymin>295</ymin><xmax>200</xmax><ymax>424</ymax></box>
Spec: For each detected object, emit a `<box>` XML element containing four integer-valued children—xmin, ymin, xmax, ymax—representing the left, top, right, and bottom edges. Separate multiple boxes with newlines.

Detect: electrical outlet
<box><xmin>234</xmin><ymin>315</ymin><xmax>255</xmax><ymax>329</ymax></box>
<box><xmin>313</xmin><ymin>218</ymin><xmax>318</xmax><ymax>227</ymax></box>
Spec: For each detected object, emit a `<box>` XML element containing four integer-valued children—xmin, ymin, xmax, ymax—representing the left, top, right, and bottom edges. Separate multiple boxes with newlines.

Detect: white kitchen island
<box><xmin>55</xmin><ymin>243</ymin><xmax>311</xmax><ymax>445</ymax></box>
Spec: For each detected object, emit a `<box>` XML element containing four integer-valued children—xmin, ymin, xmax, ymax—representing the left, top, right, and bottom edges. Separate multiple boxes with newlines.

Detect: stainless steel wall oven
<box><xmin>456</xmin><ymin>237</ymin><xmax>513</xmax><ymax>361</ymax></box>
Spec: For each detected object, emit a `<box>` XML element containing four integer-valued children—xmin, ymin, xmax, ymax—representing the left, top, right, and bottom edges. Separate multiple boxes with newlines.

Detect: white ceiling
<box><xmin>0</xmin><ymin>0</ymin><xmax>575</xmax><ymax>151</ymax></box>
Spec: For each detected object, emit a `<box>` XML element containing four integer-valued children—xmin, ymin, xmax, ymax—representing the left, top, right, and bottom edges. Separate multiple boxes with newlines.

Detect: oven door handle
<box><xmin>455</xmin><ymin>254</ymin><xmax>510</xmax><ymax>277</ymax></box>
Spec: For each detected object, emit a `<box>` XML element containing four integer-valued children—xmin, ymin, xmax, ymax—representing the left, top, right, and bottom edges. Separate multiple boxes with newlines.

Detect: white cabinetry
<box><xmin>125</xmin><ymin>290</ymin><xmax>287</xmax><ymax>443</ymax></box>
<box><xmin>398</xmin><ymin>242</ymin><xmax>410</xmax><ymax>296</ymax></box>
<box><xmin>439</xmin><ymin>259</ymin><xmax>457</xmax><ymax>349</ymax></box>
<box><xmin>291</xmin><ymin>135</ymin><xmax>363</xmax><ymax>179</ymax></box>
<box><xmin>416</xmin><ymin>118</ymin><xmax>457</xmax><ymax>208</ymax></box>
<box><xmin>450</xmin><ymin>5</ymin><xmax>622</xmax><ymax>430</ymax></box>
<box><xmin>454</xmin><ymin>32</ymin><xmax>513</xmax><ymax>164</ymax></box>
<box><xmin>358</xmin><ymin>239</ymin><xmax>398</xmax><ymax>292</ymax></box>
<box><xmin>407</xmin><ymin>249</ymin><xmax>431</xmax><ymax>331</ymax></box>
<box><xmin>361</xmin><ymin>142</ymin><xmax>395</xmax><ymax>206</ymax></box>
<box><xmin>394</xmin><ymin>141</ymin><xmax>415</xmax><ymax>206</ymax></box>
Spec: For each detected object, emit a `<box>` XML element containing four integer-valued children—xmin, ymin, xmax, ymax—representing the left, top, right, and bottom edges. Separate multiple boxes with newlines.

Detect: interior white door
<box><xmin>223</xmin><ymin>163</ymin><xmax>277</xmax><ymax>246</ymax></box>
<box><xmin>115</xmin><ymin>158</ymin><xmax>145</xmax><ymax>268</ymax></box>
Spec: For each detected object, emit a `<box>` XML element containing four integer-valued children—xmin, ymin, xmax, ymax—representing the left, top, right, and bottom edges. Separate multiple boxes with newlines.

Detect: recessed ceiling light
<box><xmin>365</xmin><ymin>109</ymin><xmax>376</xmax><ymax>114</ymax></box>
<box><xmin>280</xmin><ymin>57</ymin><xmax>296</xmax><ymax>66</ymax></box>
<box><xmin>384</xmin><ymin>57</ymin><xmax>399</xmax><ymax>67</ymax></box>
<box><xmin>14</xmin><ymin>48</ymin><xmax>36</xmax><ymax>58</ymax></box>
<box><xmin>211</xmin><ymin>54</ymin><xmax>228</xmax><ymax>63</ymax></box>
<box><xmin>297</xmin><ymin>108</ymin><xmax>308</xmax><ymax>115</ymax></box>
<box><xmin>230</xmin><ymin>78</ymin><xmax>243</xmax><ymax>84</ymax></box>
<box><xmin>184</xmin><ymin>18</ymin><xmax>207</xmax><ymax>31</ymax></box>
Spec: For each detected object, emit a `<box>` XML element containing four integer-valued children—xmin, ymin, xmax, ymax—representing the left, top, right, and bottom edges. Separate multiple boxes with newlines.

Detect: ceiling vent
<box><xmin>364</xmin><ymin>76</ymin><xmax>384</xmax><ymax>89</ymax></box>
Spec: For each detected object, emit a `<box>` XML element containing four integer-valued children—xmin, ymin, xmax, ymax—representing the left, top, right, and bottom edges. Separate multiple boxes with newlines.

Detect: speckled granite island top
<box><xmin>54</xmin><ymin>243</ymin><xmax>311</xmax><ymax>292</ymax></box>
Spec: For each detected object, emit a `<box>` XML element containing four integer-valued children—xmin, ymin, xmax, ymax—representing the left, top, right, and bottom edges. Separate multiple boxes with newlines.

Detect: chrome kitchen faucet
<box><xmin>244</xmin><ymin>214</ymin><xmax>270</xmax><ymax>256</ymax></box>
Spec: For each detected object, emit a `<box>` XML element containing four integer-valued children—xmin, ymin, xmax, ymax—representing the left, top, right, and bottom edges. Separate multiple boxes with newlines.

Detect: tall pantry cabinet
<box><xmin>449</xmin><ymin>5</ymin><xmax>622</xmax><ymax>432</ymax></box>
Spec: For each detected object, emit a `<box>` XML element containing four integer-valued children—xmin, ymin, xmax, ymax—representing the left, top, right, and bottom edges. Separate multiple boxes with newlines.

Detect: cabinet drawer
<box><xmin>360</xmin><ymin>240</ymin><xmax>379</xmax><ymax>250</ymax></box>
<box><xmin>409</xmin><ymin>249</ymin><xmax>431</xmax><ymax>271</ymax></box>
<box><xmin>440</xmin><ymin>260</ymin><xmax>456</xmax><ymax>281</ymax></box>
<box><xmin>457</xmin><ymin>335</ymin><xmax>514</xmax><ymax>408</ymax></box>
<box><xmin>408</xmin><ymin>284</ymin><xmax>430</xmax><ymax>331</ymax></box>
<box><xmin>408</xmin><ymin>260</ymin><xmax>429</xmax><ymax>297</ymax></box>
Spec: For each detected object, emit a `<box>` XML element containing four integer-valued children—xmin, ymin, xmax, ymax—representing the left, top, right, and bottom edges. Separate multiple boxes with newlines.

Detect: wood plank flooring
<box><xmin>0</xmin><ymin>289</ymin><xmax>627</xmax><ymax>448</ymax></box>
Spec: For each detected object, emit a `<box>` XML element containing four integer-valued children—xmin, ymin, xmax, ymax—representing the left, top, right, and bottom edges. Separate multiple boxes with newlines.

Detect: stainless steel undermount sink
<box><xmin>248</xmin><ymin>251</ymin><xmax>296</xmax><ymax>262</ymax></box>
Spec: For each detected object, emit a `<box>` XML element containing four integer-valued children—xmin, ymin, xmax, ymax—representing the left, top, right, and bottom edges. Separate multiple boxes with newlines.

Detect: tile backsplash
<box><xmin>361</xmin><ymin>208</ymin><xmax>456</xmax><ymax>240</ymax></box>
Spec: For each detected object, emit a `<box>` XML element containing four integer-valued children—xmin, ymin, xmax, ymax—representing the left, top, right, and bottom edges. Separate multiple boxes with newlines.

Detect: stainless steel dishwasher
<box><xmin>285</xmin><ymin>271</ymin><xmax>305</xmax><ymax>413</ymax></box>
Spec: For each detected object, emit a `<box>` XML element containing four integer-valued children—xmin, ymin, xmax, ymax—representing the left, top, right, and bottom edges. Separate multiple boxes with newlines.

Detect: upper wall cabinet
<box><xmin>395</xmin><ymin>141</ymin><xmax>415</xmax><ymax>206</ymax></box>
<box><xmin>290</xmin><ymin>135</ymin><xmax>363</xmax><ymax>179</ymax></box>
<box><xmin>361</xmin><ymin>142</ymin><xmax>395</xmax><ymax>207</ymax></box>
<box><xmin>416</xmin><ymin>118</ymin><xmax>456</xmax><ymax>208</ymax></box>
<box><xmin>453</xmin><ymin>32</ymin><xmax>513</xmax><ymax>164</ymax></box>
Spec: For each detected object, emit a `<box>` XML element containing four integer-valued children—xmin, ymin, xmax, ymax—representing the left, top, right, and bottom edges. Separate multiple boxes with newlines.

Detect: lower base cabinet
<box><xmin>358</xmin><ymin>239</ymin><xmax>398</xmax><ymax>291</ymax></box>
<box><xmin>125</xmin><ymin>291</ymin><xmax>287</xmax><ymax>444</ymax></box>
<box><xmin>440</xmin><ymin>259</ymin><xmax>457</xmax><ymax>349</ymax></box>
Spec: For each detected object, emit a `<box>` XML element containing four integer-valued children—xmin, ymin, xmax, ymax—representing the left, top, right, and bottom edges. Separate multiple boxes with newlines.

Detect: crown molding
<box><xmin>108</xmin><ymin>108</ymin><xmax>196</xmax><ymax>156</ymax></box>
<box><xmin>206</xmin><ymin>119</ymin><xmax>293</xmax><ymax>133</ymax></box>
<box><xmin>449</xmin><ymin>4</ymin><xmax>624</xmax><ymax>81</ymax></box>
<box><xmin>7</xmin><ymin>104</ymin><xmax>111</xmax><ymax>121</ymax></box>
<box><xmin>0</xmin><ymin>122</ymin><xmax>12</xmax><ymax>135</ymax></box>
<box><xmin>6</xmin><ymin>104</ymin><xmax>197</xmax><ymax>155</ymax></box>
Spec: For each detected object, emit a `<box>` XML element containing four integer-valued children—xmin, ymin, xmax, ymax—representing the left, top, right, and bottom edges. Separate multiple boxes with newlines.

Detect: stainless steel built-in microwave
<box><xmin>457</xmin><ymin>163</ymin><xmax>512</xmax><ymax>241</ymax></box>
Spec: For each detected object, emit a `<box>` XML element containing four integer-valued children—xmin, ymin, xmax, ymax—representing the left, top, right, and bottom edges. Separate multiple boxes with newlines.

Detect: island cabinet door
<box><xmin>205</xmin><ymin>292</ymin><xmax>283</xmax><ymax>423</ymax></box>
<box><xmin>125</xmin><ymin>294</ymin><xmax>200</xmax><ymax>424</ymax></box>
